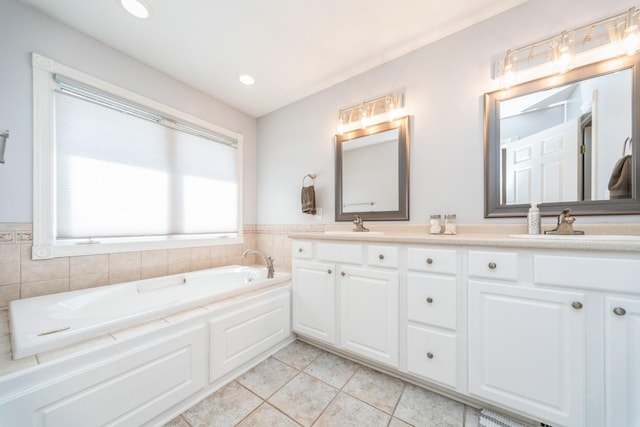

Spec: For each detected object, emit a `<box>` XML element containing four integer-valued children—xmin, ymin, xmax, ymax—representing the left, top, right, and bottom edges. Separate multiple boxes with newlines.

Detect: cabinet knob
<box><xmin>327</xmin><ymin>269</ymin><xmax>332</xmax><ymax>274</ymax></box>
<box><xmin>571</xmin><ymin>301</ymin><xmax>583</xmax><ymax>310</ymax></box>
<box><xmin>488</xmin><ymin>262</ymin><xmax>497</xmax><ymax>269</ymax></box>
<box><xmin>426</xmin><ymin>297</ymin><xmax>433</xmax><ymax>304</ymax></box>
<box><xmin>379</xmin><ymin>254</ymin><xmax>385</xmax><ymax>260</ymax></box>
<box><xmin>341</xmin><ymin>271</ymin><xmax>346</xmax><ymax>277</ymax></box>
<box><xmin>613</xmin><ymin>307</ymin><xmax>627</xmax><ymax>316</ymax></box>
<box><xmin>427</xmin><ymin>352</ymin><xmax>434</xmax><ymax>359</ymax></box>
<box><xmin>298</xmin><ymin>248</ymin><xmax>303</xmax><ymax>253</ymax></box>
<box><xmin>426</xmin><ymin>258</ymin><xmax>433</xmax><ymax>265</ymax></box>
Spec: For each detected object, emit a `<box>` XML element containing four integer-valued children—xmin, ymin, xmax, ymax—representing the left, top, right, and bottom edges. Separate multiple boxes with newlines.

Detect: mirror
<box><xmin>335</xmin><ymin>116</ymin><xmax>410</xmax><ymax>221</ymax></box>
<box><xmin>485</xmin><ymin>56</ymin><xmax>640</xmax><ymax>217</ymax></box>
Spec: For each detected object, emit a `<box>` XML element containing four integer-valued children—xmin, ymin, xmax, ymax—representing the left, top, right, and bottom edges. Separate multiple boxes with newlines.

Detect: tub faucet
<box><xmin>544</xmin><ymin>208</ymin><xmax>585</xmax><ymax>235</ymax></box>
<box><xmin>353</xmin><ymin>215</ymin><xmax>369</xmax><ymax>232</ymax></box>
<box><xmin>242</xmin><ymin>249</ymin><xmax>275</xmax><ymax>278</ymax></box>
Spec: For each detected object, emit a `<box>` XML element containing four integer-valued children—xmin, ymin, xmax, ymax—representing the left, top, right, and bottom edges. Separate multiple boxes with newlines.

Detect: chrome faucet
<box><xmin>242</xmin><ymin>249</ymin><xmax>275</xmax><ymax>278</ymax></box>
<box><xmin>544</xmin><ymin>208</ymin><xmax>585</xmax><ymax>235</ymax></box>
<box><xmin>352</xmin><ymin>215</ymin><xmax>369</xmax><ymax>232</ymax></box>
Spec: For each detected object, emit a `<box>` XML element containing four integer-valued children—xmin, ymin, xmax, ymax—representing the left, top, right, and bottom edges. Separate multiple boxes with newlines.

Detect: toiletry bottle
<box><xmin>527</xmin><ymin>204</ymin><xmax>541</xmax><ymax>235</ymax></box>
<box><xmin>429</xmin><ymin>214</ymin><xmax>442</xmax><ymax>234</ymax></box>
<box><xmin>444</xmin><ymin>214</ymin><xmax>457</xmax><ymax>235</ymax></box>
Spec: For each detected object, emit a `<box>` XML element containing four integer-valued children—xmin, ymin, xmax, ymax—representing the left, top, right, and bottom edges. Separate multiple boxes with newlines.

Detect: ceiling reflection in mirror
<box><xmin>499</xmin><ymin>68</ymin><xmax>632</xmax><ymax>205</ymax></box>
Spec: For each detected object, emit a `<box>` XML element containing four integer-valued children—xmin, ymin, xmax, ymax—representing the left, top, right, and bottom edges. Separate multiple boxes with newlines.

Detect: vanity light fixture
<box><xmin>0</xmin><ymin>130</ymin><xmax>8</xmax><ymax>164</ymax></box>
<box><xmin>238</xmin><ymin>74</ymin><xmax>255</xmax><ymax>85</ymax></box>
<box><xmin>623</xmin><ymin>7</ymin><xmax>640</xmax><ymax>55</ymax></box>
<box><xmin>120</xmin><ymin>0</ymin><xmax>150</xmax><ymax>19</ymax></box>
<box><xmin>337</xmin><ymin>93</ymin><xmax>404</xmax><ymax>134</ymax></box>
<box><xmin>493</xmin><ymin>7</ymin><xmax>640</xmax><ymax>89</ymax></box>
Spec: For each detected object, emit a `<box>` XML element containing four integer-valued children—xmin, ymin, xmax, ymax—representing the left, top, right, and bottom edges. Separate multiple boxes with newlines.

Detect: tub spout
<box><xmin>242</xmin><ymin>249</ymin><xmax>274</xmax><ymax>279</ymax></box>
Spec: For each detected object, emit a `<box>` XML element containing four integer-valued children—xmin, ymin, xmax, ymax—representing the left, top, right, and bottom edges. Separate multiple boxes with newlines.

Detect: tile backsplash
<box><xmin>0</xmin><ymin>223</ymin><xmax>311</xmax><ymax>308</ymax></box>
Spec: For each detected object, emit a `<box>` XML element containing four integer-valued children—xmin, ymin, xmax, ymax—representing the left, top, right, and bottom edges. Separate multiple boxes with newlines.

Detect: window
<box><xmin>32</xmin><ymin>53</ymin><xmax>243</xmax><ymax>259</ymax></box>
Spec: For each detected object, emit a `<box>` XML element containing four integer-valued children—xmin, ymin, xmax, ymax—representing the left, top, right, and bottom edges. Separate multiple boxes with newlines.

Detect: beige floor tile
<box><xmin>163</xmin><ymin>415</ymin><xmax>190</xmax><ymax>427</ymax></box>
<box><xmin>389</xmin><ymin>417</ymin><xmax>413</xmax><ymax>427</ymax></box>
<box><xmin>183</xmin><ymin>381</ymin><xmax>262</xmax><ymax>427</ymax></box>
<box><xmin>237</xmin><ymin>357</ymin><xmax>299</xmax><ymax>399</ymax></box>
<box><xmin>236</xmin><ymin>402</ymin><xmax>300</xmax><ymax>427</ymax></box>
<box><xmin>343</xmin><ymin>366</ymin><xmax>405</xmax><ymax>414</ymax></box>
<box><xmin>464</xmin><ymin>406</ymin><xmax>481</xmax><ymax>427</ymax></box>
<box><xmin>394</xmin><ymin>384</ymin><xmax>464</xmax><ymax>427</ymax></box>
<box><xmin>272</xmin><ymin>340</ymin><xmax>323</xmax><ymax>370</ymax></box>
<box><xmin>303</xmin><ymin>351</ymin><xmax>358</xmax><ymax>389</ymax></box>
<box><xmin>313</xmin><ymin>392</ymin><xmax>389</xmax><ymax>427</ymax></box>
<box><xmin>268</xmin><ymin>373</ymin><xmax>337</xmax><ymax>426</ymax></box>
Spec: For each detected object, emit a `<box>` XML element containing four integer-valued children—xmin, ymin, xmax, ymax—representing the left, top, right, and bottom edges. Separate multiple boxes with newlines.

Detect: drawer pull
<box><xmin>427</xmin><ymin>352</ymin><xmax>434</xmax><ymax>359</ymax></box>
<box><xmin>341</xmin><ymin>271</ymin><xmax>346</xmax><ymax>277</ymax></box>
<box><xmin>488</xmin><ymin>262</ymin><xmax>497</xmax><ymax>269</ymax></box>
<box><xmin>426</xmin><ymin>258</ymin><xmax>434</xmax><ymax>264</ymax></box>
<box><xmin>613</xmin><ymin>307</ymin><xmax>627</xmax><ymax>316</ymax></box>
<box><xmin>298</xmin><ymin>248</ymin><xmax>303</xmax><ymax>253</ymax></box>
<box><xmin>379</xmin><ymin>254</ymin><xmax>385</xmax><ymax>260</ymax></box>
<box><xmin>571</xmin><ymin>301</ymin><xmax>583</xmax><ymax>310</ymax></box>
<box><xmin>327</xmin><ymin>269</ymin><xmax>332</xmax><ymax>274</ymax></box>
<box><xmin>426</xmin><ymin>297</ymin><xmax>433</xmax><ymax>304</ymax></box>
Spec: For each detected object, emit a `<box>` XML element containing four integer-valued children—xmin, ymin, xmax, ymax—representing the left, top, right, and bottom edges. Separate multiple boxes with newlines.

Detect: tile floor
<box><xmin>165</xmin><ymin>340</ymin><xmax>480</xmax><ymax>427</ymax></box>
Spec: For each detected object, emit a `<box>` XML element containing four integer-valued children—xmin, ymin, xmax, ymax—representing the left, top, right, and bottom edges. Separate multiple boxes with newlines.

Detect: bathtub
<box><xmin>9</xmin><ymin>265</ymin><xmax>291</xmax><ymax>359</ymax></box>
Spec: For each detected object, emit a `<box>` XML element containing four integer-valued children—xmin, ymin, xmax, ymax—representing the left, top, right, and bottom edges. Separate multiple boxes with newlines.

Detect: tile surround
<box><xmin>165</xmin><ymin>340</ymin><xmax>488</xmax><ymax>427</ymax></box>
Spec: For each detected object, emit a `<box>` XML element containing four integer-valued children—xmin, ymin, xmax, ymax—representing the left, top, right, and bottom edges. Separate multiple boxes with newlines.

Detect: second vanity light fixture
<box><xmin>495</xmin><ymin>7</ymin><xmax>640</xmax><ymax>89</ymax></box>
<box><xmin>337</xmin><ymin>93</ymin><xmax>405</xmax><ymax>134</ymax></box>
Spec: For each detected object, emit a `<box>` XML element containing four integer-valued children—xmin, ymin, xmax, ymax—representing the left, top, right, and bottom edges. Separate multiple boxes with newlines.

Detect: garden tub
<box><xmin>9</xmin><ymin>265</ymin><xmax>290</xmax><ymax>359</ymax></box>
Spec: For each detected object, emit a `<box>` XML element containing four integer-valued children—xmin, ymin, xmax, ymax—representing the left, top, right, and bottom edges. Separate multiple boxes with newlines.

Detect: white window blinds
<box><xmin>54</xmin><ymin>79</ymin><xmax>239</xmax><ymax>240</ymax></box>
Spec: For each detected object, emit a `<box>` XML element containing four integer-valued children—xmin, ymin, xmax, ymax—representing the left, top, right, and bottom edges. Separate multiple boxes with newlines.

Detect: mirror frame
<box><xmin>484</xmin><ymin>55</ymin><xmax>640</xmax><ymax>217</ymax></box>
<box><xmin>335</xmin><ymin>116</ymin><xmax>410</xmax><ymax>221</ymax></box>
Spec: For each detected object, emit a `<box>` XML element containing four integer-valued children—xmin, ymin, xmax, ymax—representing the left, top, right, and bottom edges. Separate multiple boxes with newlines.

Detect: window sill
<box><xmin>31</xmin><ymin>234</ymin><xmax>244</xmax><ymax>260</ymax></box>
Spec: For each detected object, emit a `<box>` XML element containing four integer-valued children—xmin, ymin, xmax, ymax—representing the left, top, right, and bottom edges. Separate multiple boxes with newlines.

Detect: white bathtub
<box><xmin>9</xmin><ymin>265</ymin><xmax>290</xmax><ymax>359</ymax></box>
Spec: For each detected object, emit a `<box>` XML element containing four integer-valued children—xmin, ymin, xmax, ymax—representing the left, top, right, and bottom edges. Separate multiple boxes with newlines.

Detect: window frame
<box><xmin>32</xmin><ymin>53</ymin><xmax>244</xmax><ymax>260</ymax></box>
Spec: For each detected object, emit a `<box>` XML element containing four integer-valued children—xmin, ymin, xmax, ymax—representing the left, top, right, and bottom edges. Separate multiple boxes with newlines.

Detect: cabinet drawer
<box><xmin>534</xmin><ymin>255</ymin><xmax>640</xmax><ymax>293</ymax></box>
<box><xmin>367</xmin><ymin>245</ymin><xmax>399</xmax><ymax>268</ymax></box>
<box><xmin>316</xmin><ymin>242</ymin><xmax>362</xmax><ymax>264</ymax></box>
<box><xmin>407</xmin><ymin>274</ymin><xmax>456</xmax><ymax>330</ymax></box>
<box><xmin>468</xmin><ymin>250</ymin><xmax>518</xmax><ymax>281</ymax></box>
<box><xmin>292</xmin><ymin>241</ymin><xmax>313</xmax><ymax>259</ymax></box>
<box><xmin>407</xmin><ymin>325</ymin><xmax>456</xmax><ymax>388</ymax></box>
<box><xmin>407</xmin><ymin>247</ymin><xmax>456</xmax><ymax>274</ymax></box>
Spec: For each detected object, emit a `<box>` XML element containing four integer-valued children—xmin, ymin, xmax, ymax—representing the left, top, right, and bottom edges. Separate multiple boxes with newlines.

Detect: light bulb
<box><xmin>120</xmin><ymin>0</ymin><xmax>150</xmax><ymax>19</ymax></box>
<box><xmin>501</xmin><ymin>50</ymin><xmax>517</xmax><ymax>88</ymax></box>
<box><xmin>623</xmin><ymin>8</ymin><xmax>640</xmax><ymax>55</ymax></box>
<box><xmin>554</xmin><ymin>32</ymin><xmax>575</xmax><ymax>74</ymax></box>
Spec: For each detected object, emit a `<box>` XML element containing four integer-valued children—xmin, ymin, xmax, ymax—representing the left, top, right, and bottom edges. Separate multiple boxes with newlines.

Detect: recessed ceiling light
<box><xmin>121</xmin><ymin>0</ymin><xmax>150</xmax><ymax>19</ymax></box>
<box><xmin>238</xmin><ymin>74</ymin><xmax>255</xmax><ymax>86</ymax></box>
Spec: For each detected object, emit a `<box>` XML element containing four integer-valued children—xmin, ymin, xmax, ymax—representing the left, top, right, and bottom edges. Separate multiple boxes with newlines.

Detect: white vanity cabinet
<box><xmin>467</xmin><ymin>250</ymin><xmax>587</xmax><ymax>427</ymax></box>
<box><xmin>405</xmin><ymin>247</ymin><xmax>459</xmax><ymax>388</ymax></box>
<box><xmin>291</xmin><ymin>240</ymin><xmax>400</xmax><ymax>367</ymax></box>
<box><xmin>605</xmin><ymin>296</ymin><xmax>640</xmax><ymax>427</ymax></box>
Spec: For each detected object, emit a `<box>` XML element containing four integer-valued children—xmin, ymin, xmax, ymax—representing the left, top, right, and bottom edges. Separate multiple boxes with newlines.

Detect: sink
<box><xmin>324</xmin><ymin>231</ymin><xmax>385</xmax><ymax>235</ymax></box>
<box><xmin>510</xmin><ymin>234</ymin><xmax>640</xmax><ymax>241</ymax></box>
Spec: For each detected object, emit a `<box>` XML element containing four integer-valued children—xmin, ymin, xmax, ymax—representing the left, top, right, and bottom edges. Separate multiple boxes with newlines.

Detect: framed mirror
<box><xmin>485</xmin><ymin>55</ymin><xmax>640</xmax><ymax>217</ymax></box>
<box><xmin>335</xmin><ymin>116</ymin><xmax>410</xmax><ymax>221</ymax></box>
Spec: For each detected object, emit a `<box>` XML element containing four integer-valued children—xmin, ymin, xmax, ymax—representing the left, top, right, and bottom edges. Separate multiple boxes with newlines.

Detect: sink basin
<box><xmin>510</xmin><ymin>234</ymin><xmax>640</xmax><ymax>241</ymax></box>
<box><xmin>324</xmin><ymin>231</ymin><xmax>385</xmax><ymax>235</ymax></box>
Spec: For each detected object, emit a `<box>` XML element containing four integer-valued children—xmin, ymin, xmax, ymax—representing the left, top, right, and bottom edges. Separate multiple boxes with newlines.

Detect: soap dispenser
<box><xmin>527</xmin><ymin>203</ymin><xmax>541</xmax><ymax>235</ymax></box>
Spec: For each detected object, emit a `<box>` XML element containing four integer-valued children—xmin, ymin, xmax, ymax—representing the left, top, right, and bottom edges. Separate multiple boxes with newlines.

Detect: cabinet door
<box><xmin>468</xmin><ymin>281</ymin><xmax>586</xmax><ymax>427</ymax></box>
<box><xmin>339</xmin><ymin>267</ymin><xmax>399</xmax><ymax>367</ymax></box>
<box><xmin>292</xmin><ymin>261</ymin><xmax>336</xmax><ymax>344</ymax></box>
<box><xmin>605</xmin><ymin>296</ymin><xmax>640</xmax><ymax>427</ymax></box>
<box><xmin>210</xmin><ymin>293</ymin><xmax>291</xmax><ymax>382</ymax></box>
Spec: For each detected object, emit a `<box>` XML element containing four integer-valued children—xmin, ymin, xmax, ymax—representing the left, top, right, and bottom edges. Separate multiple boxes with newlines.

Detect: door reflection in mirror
<box><xmin>499</xmin><ymin>68</ymin><xmax>632</xmax><ymax>205</ymax></box>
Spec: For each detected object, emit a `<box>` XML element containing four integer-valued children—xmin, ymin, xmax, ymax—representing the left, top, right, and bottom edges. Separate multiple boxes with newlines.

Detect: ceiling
<box><xmin>20</xmin><ymin>0</ymin><xmax>526</xmax><ymax>118</ymax></box>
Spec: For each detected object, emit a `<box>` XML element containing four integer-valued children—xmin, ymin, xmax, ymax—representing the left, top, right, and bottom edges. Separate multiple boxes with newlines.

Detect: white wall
<box><xmin>0</xmin><ymin>0</ymin><xmax>257</xmax><ymax>224</ymax></box>
<box><xmin>256</xmin><ymin>0</ymin><xmax>640</xmax><ymax>225</ymax></box>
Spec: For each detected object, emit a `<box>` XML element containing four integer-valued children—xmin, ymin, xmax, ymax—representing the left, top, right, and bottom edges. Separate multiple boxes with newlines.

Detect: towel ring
<box><xmin>302</xmin><ymin>174</ymin><xmax>316</xmax><ymax>186</ymax></box>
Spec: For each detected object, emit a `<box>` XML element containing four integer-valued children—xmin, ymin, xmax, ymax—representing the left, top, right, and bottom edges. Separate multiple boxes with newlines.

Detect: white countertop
<box><xmin>289</xmin><ymin>230</ymin><xmax>640</xmax><ymax>253</ymax></box>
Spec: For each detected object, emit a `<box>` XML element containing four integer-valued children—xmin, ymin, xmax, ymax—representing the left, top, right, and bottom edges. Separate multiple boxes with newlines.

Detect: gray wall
<box><xmin>256</xmin><ymin>0</ymin><xmax>639</xmax><ymax>224</ymax></box>
<box><xmin>0</xmin><ymin>0</ymin><xmax>257</xmax><ymax>224</ymax></box>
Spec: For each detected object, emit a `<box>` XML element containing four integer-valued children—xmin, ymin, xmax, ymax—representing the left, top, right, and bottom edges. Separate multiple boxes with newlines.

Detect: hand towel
<box><xmin>301</xmin><ymin>185</ymin><xmax>316</xmax><ymax>215</ymax></box>
<box><xmin>608</xmin><ymin>154</ymin><xmax>632</xmax><ymax>199</ymax></box>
